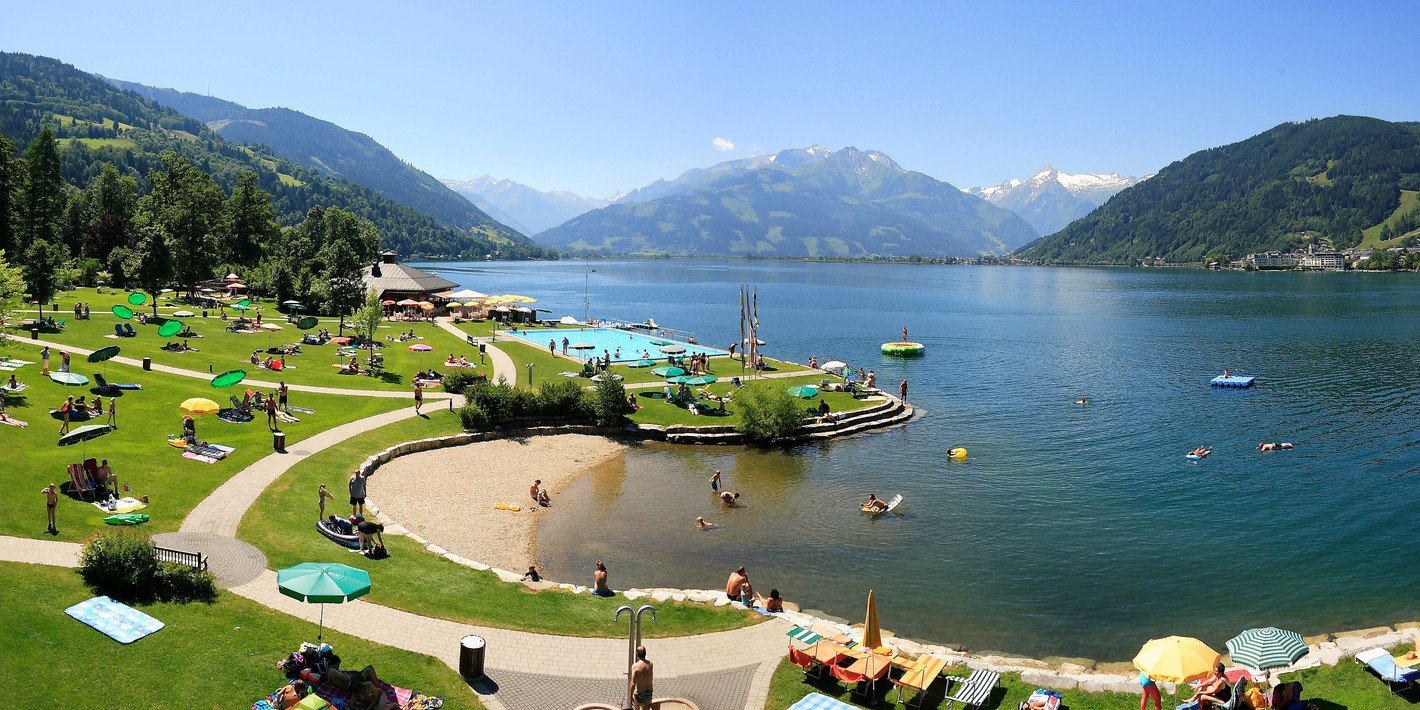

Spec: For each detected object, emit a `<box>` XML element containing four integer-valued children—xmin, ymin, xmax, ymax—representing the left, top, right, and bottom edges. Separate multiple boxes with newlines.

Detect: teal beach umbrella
<box><xmin>787</xmin><ymin>385</ymin><xmax>820</xmax><ymax>398</ymax></box>
<box><xmin>1225</xmin><ymin>627</ymin><xmax>1308</xmax><ymax>671</ymax></box>
<box><xmin>111</xmin><ymin>305</ymin><xmax>134</xmax><ymax>319</ymax></box>
<box><xmin>277</xmin><ymin>562</ymin><xmax>372</xmax><ymax>641</ymax></box>
<box><xmin>50</xmin><ymin>372</ymin><xmax>90</xmax><ymax>386</ymax></box>
<box><xmin>127</xmin><ymin>292</ymin><xmax>147</xmax><ymax>306</ymax></box>
<box><xmin>211</xmin><ymin>369</ymin><xmax>247</xmax><ymax>389</ymax></box>
<box><xmin>669</xmin><ymin>375</ymin><xmax>717</xmax><ymax>386</ymax></box>
<box><xmin>157</xmin><ymin>319</ymin><xmax>183</xmax><ymax>337</ymax></box>
<box><xmin>650</xmin><ymin>366</ymin><xmax>684</xmax><ymax>377</ymax></box>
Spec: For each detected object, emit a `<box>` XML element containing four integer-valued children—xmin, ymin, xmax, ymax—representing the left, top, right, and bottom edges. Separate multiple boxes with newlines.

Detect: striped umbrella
<box><xmin>1225</xmin><ymin>627</ymin><xmax>1308</xmax><ymax>670</ymax></box>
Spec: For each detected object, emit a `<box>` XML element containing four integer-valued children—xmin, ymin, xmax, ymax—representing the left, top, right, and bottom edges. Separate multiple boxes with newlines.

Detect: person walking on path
<box><xmin>318</xmin><ymin>484</ymin><xmax>335</xmax><ymax>520</ymax></box>
<box><xmin>265</xmin><ymin>395</ymin><xmax>279</xmax><ymax>430</ymax></box>
<box><xmin>40</xmin><ymin>346</ymin><xmax>50</xmax><ymax>375</ymax></box>
<box><xmin>561</xmin><ymin>336</ymin><xmax>569</xmax><ymax>355</ymax></box>
<box><xmin>549</xmin><ymin>339</ymin><xmax>556</xmax><ymax>355</ymax></box>
<box><xmin>58</xmin><ymin>397</ymin><xmax>73</xmax><ymax>435</ymax></box>
<box><xmin>106</xmin><ymin>396</ymin><xmax>117</xmax><ymax>428</ymax></box>
<box><xmin>278</xmin><ymin>381</ymin><xmax>289</xmax><ymax>412</ymax></box>
<box><xmin>413</xmin><ymin>382</ymin><xmax>424</xmax><ymax>415</ymax></box>
<box><xmin>41</xmin><ymin>483</ymin><xmax>58</xmax><ymax>534</ymax></box>
<box><xmin>630</xmin><ymin>645</ymin><xmax>654</xmax><ymax>710</ymax></box>
<box><xmin>592</xmin><ymin>560</ymin><xmax>613</xmax><ymax>597</ymax></box>
<box><xmin>349</xmin><ymin>470</ymin><xmax>367</xmax><ymax>516</ymax></box>
<box><xmin>899</xmin><ymin>379</ymin><xmax>909</xmax><ymax>405</ymax></box>
<box><xmin>709</xmin><ymin>470</ymin><xmax>721</xmax><ymax>491</ymax></box>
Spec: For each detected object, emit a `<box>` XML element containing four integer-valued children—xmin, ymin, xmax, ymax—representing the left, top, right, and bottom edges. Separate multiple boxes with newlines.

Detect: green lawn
<box><xmin>237</xmin><ymin>409</ymin><xmax>760</xmax><ymax>639</ymax></box>
<box><xmin>0</xmin><ymin>341</ymin><xmax>407</xmax><ymax>541</ymax></box>
<box><xmin>629</xmin><ymin>374</ymin><xmax>880</xmax><ymax>428</ymax></box>
<box><xmin>1360</xmin><ymin>189</ymin><xmax>1420</xmax><ymax>249</ymax></box>
<box><xmin>0</xmin><ymin>563</ymin><xmax>482</xmax><ymax>709</ymax></box>
<box><xmin>765</xmin><ymin>642</ymin><xmax>1420</xmax><ymax>710</ymax></box>
<box><xmin>20</xmin><ymin>308</ymin><xmax>473</xmax><ymax>392</ymax></box>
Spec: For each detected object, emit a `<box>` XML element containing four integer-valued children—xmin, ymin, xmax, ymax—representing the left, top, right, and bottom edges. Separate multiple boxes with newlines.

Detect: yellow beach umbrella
<box><xmin>862</xmin><ymin>589</ymin><xmax>884</xmax><ymax>652</ymax></box>
<box><xmin>504</xmin><ymin>294</ymin><xmax>537</xmax><ymax>303</ymax></box>
<box><xmin>1133</xmin><ymin>636</ymin><xmax>1219</xmax><ymax>683</ymax></box>
<box><xmin>445</xmin><ymin>301</ymin><xmax>464</xmax><ymax>308</ymax></box>
<box><xmin>178</xmin><ymin>397</ymin><xmax>221</xmax><ymax>415</ymax></box>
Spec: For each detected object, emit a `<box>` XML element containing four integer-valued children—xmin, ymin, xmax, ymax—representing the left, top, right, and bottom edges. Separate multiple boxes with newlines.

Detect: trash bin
<box><xmin>142</xmin><ymin>357</ymin><xmax>152</xmax><ymax>371</ymax></box>
<box><xmin>202</xmin><ymin>310</ymin><xmax>207</xmax><ymax>318</ymax></box>
<box><xmin>478</xmin><ymin>342</ymin><xmax>486</xmax><ymax>354</ymax></box>
<box><xmin>459</xmin><ymin>635</ymin><xmax>486</xmax><ymax>680</ymax></box>
<box><xmin>30</xmin><ymin>328</ymin><xmax>38</xmax><ymax>340</ymax></box>
<box><xmin>273</xmin><ymin>430</ymin><xmax>286</xmax><ymax>452</ymax></box>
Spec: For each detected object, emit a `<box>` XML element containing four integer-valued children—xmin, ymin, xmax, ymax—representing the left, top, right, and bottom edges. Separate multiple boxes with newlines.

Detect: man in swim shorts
<box><xmin>629</xmin><ymin>645</ymin><xmax>653</xmax><ymax>710</ymax></box>
<box><xmin>42</xmin><ymin>483</ymin><xmax>58</xmax><ymax>534</ymax></box>
<box><xmin>349</xmin><ymin>470</ymin><xmax>367</xmax><ymax>516</ymax></box>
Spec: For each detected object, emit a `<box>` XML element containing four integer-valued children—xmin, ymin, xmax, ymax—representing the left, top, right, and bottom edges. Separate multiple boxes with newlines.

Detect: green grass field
<box><xmin>0</xmin><ymin>563</ymin><xmax>483</xmax><ymax>709</ymax></box>
<box><xmin>23</xmin><ymin>307</ymin><xmax>474</xmax><ymax>392</ymax></box>
<box><xmin>0</xmin><ymin>341</ymin><xmax>407</xmax><ymax>541</ymax></box>
<box><xmin>1360</xmin><ymin>189</ymin><xmax>1420</xmax><ymax>249</ymax></box>
<box><xmin>237</xmin><ymin>409</ymin><xmax>760</xmax><ymax>639</ymax></box>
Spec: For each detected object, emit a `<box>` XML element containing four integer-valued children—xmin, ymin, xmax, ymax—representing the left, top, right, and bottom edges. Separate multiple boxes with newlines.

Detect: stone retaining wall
<box><xmin>359</xmin><ymin>425</ymin><xmax>1419</xmax><ymax>697</ymax></box>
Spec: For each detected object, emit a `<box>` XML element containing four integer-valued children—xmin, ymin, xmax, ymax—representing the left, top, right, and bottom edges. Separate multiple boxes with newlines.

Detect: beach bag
<box><xmin>1244</xmin><ymin>685</ymin><xmax>1265</xmax><ymax>709</ymax></box>
<box><xmin>367</xmin><ymin>544</ymin><xmax>389</xmax><ymax>560</ymax></box>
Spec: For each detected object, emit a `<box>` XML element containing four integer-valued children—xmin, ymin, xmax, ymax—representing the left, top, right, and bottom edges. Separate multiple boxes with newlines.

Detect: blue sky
<box><xmin>4</xmin><ymin>2</ymin><xmax>1418</xmax><ymax>197</ymax></box>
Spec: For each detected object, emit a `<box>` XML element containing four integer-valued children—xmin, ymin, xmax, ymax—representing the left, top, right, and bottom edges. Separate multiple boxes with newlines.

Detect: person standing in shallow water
<box><xmin>709</xmin><ymin>470</ymin><xmax>721</xmax><ymax>491</ymax></box>
<box><xmin>899</xmin><ymin>379</ymin><xmax>908</xmax><ymax>404</ymax></box>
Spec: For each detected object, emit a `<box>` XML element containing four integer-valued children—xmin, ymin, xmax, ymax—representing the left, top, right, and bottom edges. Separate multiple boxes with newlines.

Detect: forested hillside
<box><xmin>1017</xmin><ymin>116</ymin><xmax>1420</xmax><ymax>264</ymax></box>
<box><xmin>107</xmin><ymin>78</ymin><xmax>519</xmax><ymax>239</ymax></box>
<box><xmin>0</xmin><ymin>52</ymin><xmax>549</xmax><ymax>260</ymax></box>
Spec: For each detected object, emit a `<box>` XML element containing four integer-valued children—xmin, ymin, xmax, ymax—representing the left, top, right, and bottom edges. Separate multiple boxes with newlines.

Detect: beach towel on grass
<box><xmin>287</xmin><ymin>405</ymin><xmax>316</xmax><ymax>414</ymax></box>
<box><xmin>92</xmin><ymin>497</ymin><xmax>147</xmax><ymax>513</ymax></box>
<box><xmin>255</xmin><ymin>681</ymin><xmax>440</xmax><ymax>710</ymax></box>
<box><xmin>65</xmin><ymin>595</ymin><xmax>164</xmax><ymax>643</ymax></box>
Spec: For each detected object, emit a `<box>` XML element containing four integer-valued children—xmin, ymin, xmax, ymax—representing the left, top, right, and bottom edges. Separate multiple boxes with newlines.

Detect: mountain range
<box><xmin>966</xmin><ymin>166</ymin><xmax>1148</xmax><ymax>236</ymax></box>
<box><xmin>104</xmin><ymin>78</ymin><xmax>521</xmax><ymax>240</ymax></box>
<box><xmin>536</xmin><ymin>146</ymin><xmax>1039</xmax><ymax>257</ymax></box>
<box><xmin>0</xmin><ymin>52</ymin><xmax>548</xmax><ymax>259</ymax></box>
<box><xmin>1017</xmin><ymin>115</ymin><xmax>1420</xmax><ymax>264</ymax></box>
<box><xmin>442</xmin><ymin>177</ymin><xmax>616</xmax><ymax>235</ymax></box>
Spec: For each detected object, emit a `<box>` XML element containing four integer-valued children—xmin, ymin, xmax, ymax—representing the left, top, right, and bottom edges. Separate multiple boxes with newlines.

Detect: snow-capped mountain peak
<box><xmin>964</xmin><ymin>165</ymin><xmax>1152</xmax><ymax>236</ymax></box>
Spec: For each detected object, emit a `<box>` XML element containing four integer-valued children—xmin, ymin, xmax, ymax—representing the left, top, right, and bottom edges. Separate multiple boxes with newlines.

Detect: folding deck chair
<box><xmin>944</xmin><ymin>668</ymin><xmax>999</xmax><ymax>710</ymax></box>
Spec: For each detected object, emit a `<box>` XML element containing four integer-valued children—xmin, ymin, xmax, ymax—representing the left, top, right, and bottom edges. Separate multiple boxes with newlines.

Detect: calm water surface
<box><xmin>419</xmin><ymin>259</ymin><xmax>1420</xmax><ymax>660</ymax></box>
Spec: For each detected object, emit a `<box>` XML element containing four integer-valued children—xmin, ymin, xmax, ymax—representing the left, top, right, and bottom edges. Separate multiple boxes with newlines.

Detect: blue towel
<box><xmin>65</xmin><ymin>595</ymin><xmax>164</xmax><ymax>644</ymax></box>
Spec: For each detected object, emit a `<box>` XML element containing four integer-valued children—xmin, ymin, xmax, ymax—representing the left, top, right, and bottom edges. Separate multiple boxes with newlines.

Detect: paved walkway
<box><xmin>1</xmin><ymin>326</ymin><xmax>790</xmax><ymax>709</ymax></box>
<box><xmin>431</xmin><ymin>319</ymin><xmax>517</xmax><ymax>386</ymax></box>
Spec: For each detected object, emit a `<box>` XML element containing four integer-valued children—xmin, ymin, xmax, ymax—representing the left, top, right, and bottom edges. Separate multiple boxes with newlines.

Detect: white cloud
<box><xmin>712</xmin><ymin>137</ymin><xmax>735</xmax><ymax>152</ymax></box>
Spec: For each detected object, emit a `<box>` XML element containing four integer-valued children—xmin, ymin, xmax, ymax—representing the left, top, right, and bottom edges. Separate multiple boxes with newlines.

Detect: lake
<box><xmin>417</xmin><ymin>259</ymin><xmax>1420</xmax><ymax>660</ymax></box>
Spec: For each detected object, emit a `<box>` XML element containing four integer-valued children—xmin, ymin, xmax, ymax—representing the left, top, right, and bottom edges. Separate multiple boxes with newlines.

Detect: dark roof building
<box><xmin>360</xmin><ymin>252</ymin><xmax>459</xmax><ymax>300</ymax></box>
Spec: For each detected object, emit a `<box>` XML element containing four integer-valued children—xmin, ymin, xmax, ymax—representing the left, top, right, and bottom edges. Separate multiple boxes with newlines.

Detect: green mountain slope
<box><xmin>537</xmin><ymin>147</ymin><xmax>1037</xmax><ymax>257</ymax></box>
<box><xmin>0</xmin><ymin>52</ymin><xmax>549</xmax><ymax>259</ymax></box>
<box><xmin>105</xmin><ymin>79</ymin><xmax>520</xmax><ymax>239</ymax></box>
<box><xmin>1017</xmin><ymin>116</ymin><xmax>1420</xmax><ymax>264</ymax></box>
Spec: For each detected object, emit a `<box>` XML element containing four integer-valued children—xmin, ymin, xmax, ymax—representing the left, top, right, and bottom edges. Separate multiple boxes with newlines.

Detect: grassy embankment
<box><xmin>1359</xmin><ymin>189</ymin><xmax>1420</xmax><ymax>250</ymax></box>
<box><xmin>0</xmin><ymin>563</ymin><xmax>483</xmax><ymax>709</ymax></box>
<box><xmin>0</xmin><ymin>341</ymin><xmax>406</xmax><ymax>541</ymax></box>
<box><xmin>237</xmin><ymin>409</ymin><xmax>760</xmax><ymax>639</ymax></box>
<box><xmin>764</xmin><ymin>641</ymin><xmax>1420</xmax><ymax>709</ymax></box>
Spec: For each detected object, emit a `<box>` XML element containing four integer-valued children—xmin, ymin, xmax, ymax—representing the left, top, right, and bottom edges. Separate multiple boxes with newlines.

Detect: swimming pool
<box><xmin>505</xmin><ymin>327</ymin><xmax>728</xmax><ymax>363</ymax></box>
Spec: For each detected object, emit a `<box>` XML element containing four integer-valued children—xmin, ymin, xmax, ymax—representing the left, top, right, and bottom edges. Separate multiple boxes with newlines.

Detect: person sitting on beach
<box><xmin>808</xmin><ymin>356</ymin><xmax>818</xmax><ymax>369</ymax></box>
<box><xmin>250</xmin><ymin>351</ymin><xmax>261</xmax><ymax>365</ymax></box>
<box><xmin>1189</xmin><ymin>662</ymin><xmax>1232</xmax><ymax>710</ymax></box>
<box><xmin>818</xmin><ymin>399</ymin><xmax>830</xmax><ymax>417</ymax></box>
<box><xmin>90</xmin><ymin>395</ymin><xmax>104</xmax><ymax>414</ymax></box>
<box><xmin>866</xmin><ymin>370</ymin><xmax>876</xmax><ymax>388</ymax></box>
<box><xmin>863</xmin><ymin>494</ymin><xmax>889</xmax><ymax>512</ymax></box>
<box><xmin>327</xmin><ymin>515</ymin><xmax>354</xmax><ymax>535</ymax></box>
<box><xmin>719</xmin><ymin>491</ymin><xmax>740</xmax><ymax>506</ymax></box>
<box><xmin>725</xmin><ymin>566</ymin><xmax>748</xmax><ymax>601</ymax></box>
<box><xmin>626</xmin><ymin>393</ymin><xmax>640</xmax><ymax>411</ymax></box>
<box><xmin>592</xmin><ymin>560</ymin><xmax>613</xmax><ymax>597</ymax></box>
<box><xmin>756</xmin><ymin>588</ymin><xmax>784</xmax><ymax>613</ymax></box>
<box><xmin>7</xmin><ymin>374</ymin><xmax>18</xmax><ymax>390</ymax></box>
<box><xmin>522</xmin><ymin>565</ymin><xmax>542</xmax><ymax>582</ymax></box>
<box><xmin>738</xmin><ymin>580</ymin><xmax>755</xmax><ymax>605</ymax></box>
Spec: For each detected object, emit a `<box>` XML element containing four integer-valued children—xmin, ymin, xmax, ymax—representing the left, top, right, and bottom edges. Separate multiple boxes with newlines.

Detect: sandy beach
<box><xmin>364</xmin><ymin>434</ymin><xmax>628</xmax><ymax>573</ymax></box>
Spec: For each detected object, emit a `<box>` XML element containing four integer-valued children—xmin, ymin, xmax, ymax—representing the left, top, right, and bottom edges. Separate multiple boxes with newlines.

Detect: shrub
<box><xmin>465</xmin><ymin>381</ymin><xmax>518</xmax><ymax>422</ymax></box>
<box><xmin>735</xmin><ymin>382</ymin><xmax>804</xmax><ymax>442</ymax></box>
<box><xmin>156</xmin><ymin>561</ymin><xmax>218</xmax><ymax>604</ymax></box>
<box><xmin>80</xmin><ymin>530</ymin><xmax>218</xmax><ymax>603</ymax></box>
<box><xmin>441</xmin><ymin>370</ymin><xmax>485</xmax><ymax>395</ymax></box>
<box><xmin>534</xmin><ymin>378</ymin><xmax>587</xmax><ymax>418</ymax></box>
<box><xmin>458</xmin><ymin>401</ymin><xmax>492</xmax><ymax>430</ymax></box>
<box><xmin>591</xmin><ymin>375</ymin><xmax>633</xmax><ymax>427</ymax></box>
<box><xmin>80</xmin><ymin>530</ymin><xmax>159</xmax><ymax>602</ymax></box>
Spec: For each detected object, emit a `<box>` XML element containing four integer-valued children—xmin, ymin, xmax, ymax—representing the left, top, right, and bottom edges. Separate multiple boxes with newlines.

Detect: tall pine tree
<box><xmin>0</xmin><ymin>134</ymin><xmax>16</xmax><ymax>257</ymax></box>
<box><xmin>138</xmin><ymin>152</ymin><xmax>224</xmax><ymax>295</ymax></box>
<box><xmin>221</xmin><ymin>171</ymin><xmax>279</xmax><ymax>266</ymax></box>
<box><xmin>19</xmin><ymin>125</ymin><xmax>67</xmax><ymax>250</ymax></box>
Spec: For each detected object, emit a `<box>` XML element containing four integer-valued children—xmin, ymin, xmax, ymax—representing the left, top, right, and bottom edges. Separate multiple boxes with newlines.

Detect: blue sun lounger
<box><xmin>1357</xmin><ymin>648</ymin><xmax>1420</xmax><ymax>694</ymax></box>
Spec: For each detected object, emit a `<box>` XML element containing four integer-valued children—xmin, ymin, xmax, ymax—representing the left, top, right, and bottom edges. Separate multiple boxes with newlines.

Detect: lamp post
<box><xmin>525</xmin><ymin>362</ymin><xmax>534</xmax><ymax>386</ymax></box>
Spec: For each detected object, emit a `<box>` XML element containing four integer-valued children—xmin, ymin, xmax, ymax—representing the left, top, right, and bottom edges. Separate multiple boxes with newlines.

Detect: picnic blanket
<box><xmin>253</xmin><ymin>681</ymin><xmax>442</xmax><ymax>710</ymax></box>
<box><xmin>0</xmin><ymin>383</ymin><xmax>28</xmax><ymax>392</ymax></box>
<box><xmin>104</xmin><ymin>513</ymin><xmax>150</xmax><ymax>525</ymax></box>
<box><xmin>92</xmin><ymin>497</ymin><xmax>147</xmax><ymax>514</ymax></box>
<box><xmin>288</xmin><ymin>405</ymin><xmax>316</xmax><ymax>414</ymax></box>
<box><xmin>65</xmin><ymin>595</ymin><xmax>164</xmax><ymax>644</ymax></box>
<box><xmin>180</xmin><ymin>443</ymin><xmax>235</xmax><ymax>464</ymax></box>
<box><xmin>787</xmin><ymin>693</ymin><xmax>858</xmax><ymax>710</ymax></box>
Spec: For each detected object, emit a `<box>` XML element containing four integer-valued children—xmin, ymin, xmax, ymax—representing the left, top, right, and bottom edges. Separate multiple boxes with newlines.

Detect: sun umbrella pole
<box><xmin>318</xmin><ymin>603</ymin><xmax>324</xmax><ymax>643</ymax></box>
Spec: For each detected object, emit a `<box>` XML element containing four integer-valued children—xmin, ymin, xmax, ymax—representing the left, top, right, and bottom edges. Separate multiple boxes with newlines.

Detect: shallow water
<box><xmin>420</xmin><ymin>259</ymin><xmax>1420</xmax><ymax>660</ymax></box>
